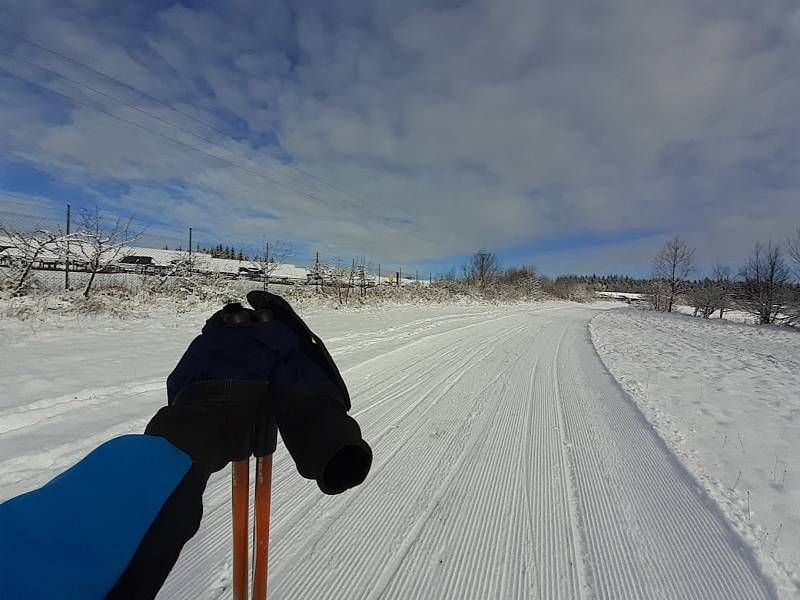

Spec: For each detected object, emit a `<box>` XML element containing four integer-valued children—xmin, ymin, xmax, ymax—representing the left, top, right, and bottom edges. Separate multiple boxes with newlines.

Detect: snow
<box><xmin>671</xmin><ymin>303</ymin><xmax>762</xmax><ymax>324</ymax></box>
<box><xmin>0</xmin><ymin>301</ymin><xmax>787</xmax><ymax>598</ymax></box>
<box><xmin>595</xmin><ymin>291</ymin><xmax>647</xmax><ymax>301</ymax></box>
<box><xmin>591</xmin><ymin>308</ymin><xmax>800</xmax><ymax>597</ymax></box>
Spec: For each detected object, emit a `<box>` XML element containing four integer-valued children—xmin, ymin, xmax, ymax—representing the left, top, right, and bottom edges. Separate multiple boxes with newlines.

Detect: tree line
<box><xmin>648</xmin><ymin>232</ymin><xmax>800</xmax><ymax>325</ymax></box>
<box><xmin>163</xmin><ymin>243</ymin><xmax>253</xmax><ymax>261</ymax></box>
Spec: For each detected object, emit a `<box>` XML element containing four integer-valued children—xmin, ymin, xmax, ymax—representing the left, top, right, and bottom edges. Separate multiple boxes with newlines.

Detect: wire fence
<box><xmin>0</xmin><ymin>197</ymin><xmax>438</xmax><ymax>293</ymax></box>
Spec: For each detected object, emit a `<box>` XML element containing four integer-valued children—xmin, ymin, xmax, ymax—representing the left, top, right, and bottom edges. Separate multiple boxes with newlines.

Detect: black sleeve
<box><xmin>106</xmin><ymin>465</ymin><xmax>208</xmax><ymax>599</ymax></box>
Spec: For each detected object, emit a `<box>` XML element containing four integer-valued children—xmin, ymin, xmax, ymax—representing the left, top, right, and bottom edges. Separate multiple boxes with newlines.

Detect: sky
<box><xmin>0</xmin><ymin>0</ymin><xmax>799</xmax><ymax>276</ymax></box>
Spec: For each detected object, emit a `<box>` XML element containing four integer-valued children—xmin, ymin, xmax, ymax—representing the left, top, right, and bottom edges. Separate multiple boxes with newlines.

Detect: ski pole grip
<box><xmin>253</xmin><ymin>305</ymin><xmax>277</xmax><ymax>457</ymax></box>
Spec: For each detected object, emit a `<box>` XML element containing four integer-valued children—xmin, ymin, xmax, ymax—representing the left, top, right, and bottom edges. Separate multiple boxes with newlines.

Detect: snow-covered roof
<box><xmin>271</xmin><ymin>264</ymin><xmax>310</xmax><ymax>280</ymax></box>
<box><xmin>122</xmin><ymin>247</ymin><xmax>204</xmax><ymax>266</ymax></box>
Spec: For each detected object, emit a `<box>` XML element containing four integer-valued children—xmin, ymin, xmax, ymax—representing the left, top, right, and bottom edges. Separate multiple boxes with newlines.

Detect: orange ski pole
<box><xmin>252</xmin><ymin>455</ymin><xmax>274</xmax><ymax>600</ymax></box>
<box><xmin>232</xmin><ymin>460</ymin><xmax>250</xmax><ymax>600</ymax></box>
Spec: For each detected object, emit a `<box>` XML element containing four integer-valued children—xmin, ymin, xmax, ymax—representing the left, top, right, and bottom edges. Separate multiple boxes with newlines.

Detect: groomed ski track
<box><xmin>164</xmin><ymin>305</ymin><xmax>774</xmax><ymax>600</ymax></box>
<box><xmin>0</xmin><ymin>305</ymin><xmax>777</xmax><ymax>599</ymax></box>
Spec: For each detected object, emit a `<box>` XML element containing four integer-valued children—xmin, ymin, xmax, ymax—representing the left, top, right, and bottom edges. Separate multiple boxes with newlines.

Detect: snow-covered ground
<box><xmin>591</xmin><ymin>308</ymin><xmax>800</xmax><ymax>597</ymax></box>
<box><xmin>0</xmin><ymin>301</ymin><xmax>787</xmax><ymax>598</ymax></box>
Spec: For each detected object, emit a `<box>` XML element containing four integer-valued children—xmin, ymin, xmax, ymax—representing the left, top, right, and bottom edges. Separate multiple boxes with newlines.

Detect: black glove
<box><xmin>146</xmin><ymin>292</ymin><xmax>372</xmax><ymax>494</ymax></box>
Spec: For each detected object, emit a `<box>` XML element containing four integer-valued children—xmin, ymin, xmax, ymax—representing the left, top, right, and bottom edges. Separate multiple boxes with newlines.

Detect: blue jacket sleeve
<box><xmin>0</xmin><ymin>435</ymin><xmax>195</xmax><ymax>599</ymax></box>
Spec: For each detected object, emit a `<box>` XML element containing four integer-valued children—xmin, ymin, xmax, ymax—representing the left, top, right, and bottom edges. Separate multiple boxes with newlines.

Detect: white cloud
<box><xmin>0</xmin><ymin>0</ymin><xmax>798</xmax><ymax>272</ymax></box>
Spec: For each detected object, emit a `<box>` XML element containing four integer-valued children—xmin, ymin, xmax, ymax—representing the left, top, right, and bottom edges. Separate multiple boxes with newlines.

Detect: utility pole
<box><xmin>378</xmin><ymin>264</ymin><xmax>381</xmax><ymax>286</ymax></box>
<box><xmin>65</xmin><ymin>204</ymin><xmax>71</xmax><ymax>291</ymax></box>
<box><xmin>188</xmin><ymin>227</ymin><xmax>193</xmax><ymax>272</ymax></box>
<box><xmin>315</xmin><ymin>251</ymin><xmax>320</xmax><ymax>294</ymax></box>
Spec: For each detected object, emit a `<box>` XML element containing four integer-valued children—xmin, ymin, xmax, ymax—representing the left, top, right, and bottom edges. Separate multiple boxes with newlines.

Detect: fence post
<box><xmin>65</xmin><ymin>203</ymin><xmax>71</xmax><ymax>291</ymax></box>
<box><xmin>188</xmin><ymin>227</ymin><xmax>193</xmax><ymax>272</ymax></box>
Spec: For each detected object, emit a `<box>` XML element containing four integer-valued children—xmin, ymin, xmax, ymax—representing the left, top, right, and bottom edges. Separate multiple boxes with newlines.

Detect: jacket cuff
<box><xmin>145</xmin><ymin>404</ymin><xmax>238</xmax><ymax>474</ymax></box>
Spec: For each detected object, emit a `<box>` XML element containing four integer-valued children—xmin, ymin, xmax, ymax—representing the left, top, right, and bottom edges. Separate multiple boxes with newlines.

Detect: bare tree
<box><xmin>652</xmin><ymin>236</ymin><xmax>696</xmax><ymax>312</ymax></box>
<box><xmin>711</xmin><ymin>262</ymin><xmax>732</xmax><ymax>318</ymax></box>
<box><xmin>257</xmin><ymin>241</ymin><xmax>292</xmax><ymax>291</ymax></box>
<box><xmin>647</xmin><ymin>278</ymin><xmax>673</xmax><ymax>312</ymax></box>
<box><xmin>737</xmin><ymin>242</ymin><xmax>792</xmax><ymax>324</ymax></box>
<box><xmin>687</xmin><ymin>279</ymin><xmax>728</xmax><ymax>318</ymax></box>
<box><xmin>463</xmin><ymin>249</ymin><xmax>500</xmax><ymax>290</ymax></box>
<box><xmin>75</xmin><ymin>208</ymin><xmax>139</xmax><ymax>298</ymax></box>
<box><xmin>0</xmin><ymin>223</ymin><xmax>71</xmax><ymax>294</ymax></box>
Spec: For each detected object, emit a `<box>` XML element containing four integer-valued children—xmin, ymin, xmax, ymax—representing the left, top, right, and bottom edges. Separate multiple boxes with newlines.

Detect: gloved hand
<box><xmin>146</xmin><ymin>292</ymin><xmax>372</xmax><ymax>494</ymax></box>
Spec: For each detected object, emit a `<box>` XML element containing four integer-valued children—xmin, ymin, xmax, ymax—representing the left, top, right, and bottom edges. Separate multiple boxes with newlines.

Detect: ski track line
<box><xmin>187</xmin><ymin>324</ymin><xmax>520</xmax><ymax>600</ymax></box>
<box><xmin>255</xmin><ymin>320</ymin><xmax>532</xmax><ymax>599</ymax></box>
<box><xmin>1</xmin><ymin>308</ymin><xmax>529</xmax><ymax>497</ymax></box>
<box><xmin>550</xmin><ymin>327</ymin><xmax>588</xmax><ymax>600</ymax></box>
<box><xmin>562</xmin><ymin>313</ymin><xmax>776</xmax><ymax>599</ymax></box>
<box><xmin>367</xmin><ymin>327</ymin><xmax>536</xmax><ymax>599</ymax></box>
<box><xmin>312</xmin><ymin>328</ymin><xmax>528</xmax><ymax>600</ymax></box>
<box><xmin>553</xmin><ymin>324</ymin><xmax>647</xmax><ymax>600</ymax></box>
<box><xmin>527</xmin><ymin>325</ymin><xmax>581</xmax><ymax>599</ymax></box>
<box><xmin>268</xmin><ymin>324</ymin><xmax>522</xmax><ymax>547</ymax></box>
<box><xmin>0</xmin><ymin>378</ymin><xmax>165</xmax><ymax>435</ymax></box>
<box><xmin>266</xmin><ymin>324</ymin><xmax>524</xmax><ymax>585</ymax></box>
<box><xmin>380</xmin><ymin>332</ymin><xmax>544</xmax><ymax>599</ymax></box>
<box><xmin>0</xmin><ymin>307</ymin><xmax>531</xmax><ymax>441</ymax></box>
<box><xmin>159</xmin><ymin>316</ymin><xmax>529</xmax><ymax>599</ymax></box>
<box><xmin>337</xmin><ymin>308</ymin><xmax>542</xmax><ymax>377</ymax></box>
<box><xmin>325</xmin><ymin>311</ymin><xmax>498</xmax><ymax>354</ymax></box>
<box><xmin>264</xmin><ymin>318</ymin><xmax>529</xmax><ymax>534</ymax></box>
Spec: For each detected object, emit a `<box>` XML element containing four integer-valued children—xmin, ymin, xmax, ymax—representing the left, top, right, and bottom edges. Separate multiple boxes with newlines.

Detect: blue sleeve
<box><xmin>0</xmin><ymin>435</ymin><xmax>192</xmax><ymax>599</ymax></box>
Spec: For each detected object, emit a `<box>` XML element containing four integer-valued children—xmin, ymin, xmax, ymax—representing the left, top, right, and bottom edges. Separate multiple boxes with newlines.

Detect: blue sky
<box><xmin>1</xmin><ymin>0</ymin><xmax>799</xmax><ymax>276</ymax></box>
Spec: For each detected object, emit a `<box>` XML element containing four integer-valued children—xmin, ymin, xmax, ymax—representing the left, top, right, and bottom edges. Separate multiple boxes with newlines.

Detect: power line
<box><xmin>4</xmin><ymin>32</ymin><xmax>406</xmax><ymax>225</ymax></box>
<box><xmin>4</xmin><ymin>52</ymin><xmax>399</xmax><ymax>225</ymax></box>
<box><xmin>0</xmin><ymin>62</ymin><xmax>400</xmax><ymax>226</ymax></box>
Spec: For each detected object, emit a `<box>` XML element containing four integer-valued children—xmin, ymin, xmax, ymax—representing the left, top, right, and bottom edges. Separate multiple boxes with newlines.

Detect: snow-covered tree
<box><xmin>0</xmin><ymin>223</ymin><xmax>72</xmax><ymax>294</ymax></box>
<box><xmin>74</xmin><ymin>208</ymin><xmax>140</xmax><ymax>298</ymax></box>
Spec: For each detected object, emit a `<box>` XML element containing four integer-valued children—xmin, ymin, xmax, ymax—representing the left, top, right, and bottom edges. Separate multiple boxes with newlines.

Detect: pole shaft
<box><xmin>232</xmin><ymin>460</ymin><xmax>250</xmax><ymax>600</ymax></box>
<box><xmin>252</xmin><ymin>455</ymin><xmax>273</xmax><ymax>600</ymax></box>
